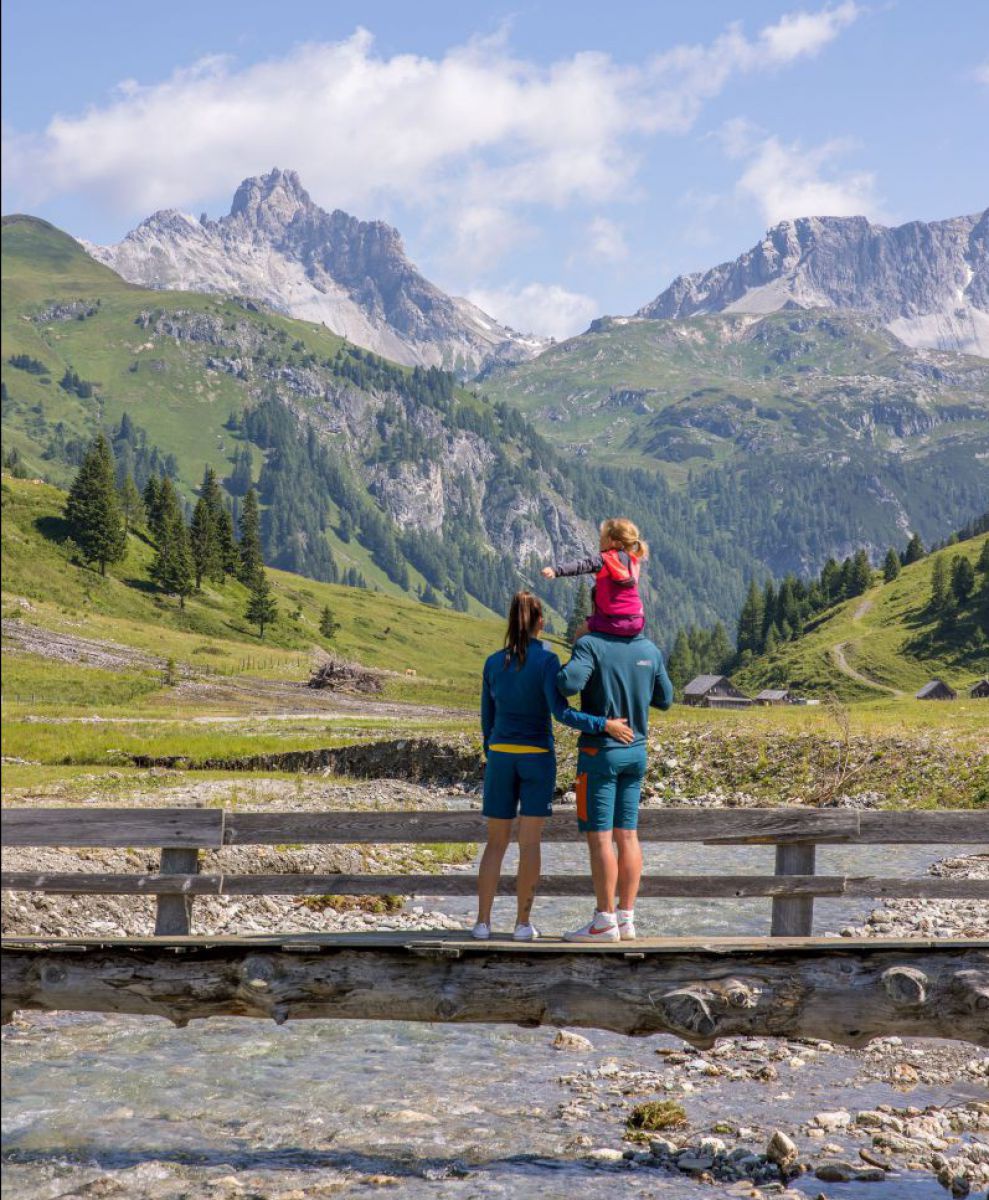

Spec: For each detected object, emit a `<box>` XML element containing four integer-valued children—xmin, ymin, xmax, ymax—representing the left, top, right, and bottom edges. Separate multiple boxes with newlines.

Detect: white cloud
<box><xmin>975</xmin><ymin>60</ymin><xmax>989</xmax><ymax>86</ymax></box>
<box><xmin>466</xmin><ymin>283</ymin><xmax>598</xmax><ymax>339</ymax></box>
<box><xmin>2</xmin><ymin>7</ymin><xmax>863</xmax><ymax>247</ymax></box>
<box><xmin>583</xmin><ymin>216</ymin><xmax>630</xmax><ymax>262</ymax></box>
<box><xmin>734</xmin><ymin>133</ymin><xmax>883</xmax><ymax>224</ymax></box>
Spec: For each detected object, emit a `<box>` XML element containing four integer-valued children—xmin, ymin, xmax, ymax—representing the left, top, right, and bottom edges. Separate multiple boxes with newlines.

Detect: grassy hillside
<box><xmin>1</xmin><ymin>473</ymin><xmax>505</xmax><ymax>711</ymax></box>
<box><xmin>735</xmin><ymin>533</ymin><xmax>989</xmax><ymax>699</ymax></box>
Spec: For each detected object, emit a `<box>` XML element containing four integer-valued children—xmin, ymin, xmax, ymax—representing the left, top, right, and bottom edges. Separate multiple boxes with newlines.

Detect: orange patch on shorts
<box><xmin>575</xmin><ymin>773</ymin><xmax>589</xmax><ymax>822</ymax></box>
<box><xmin>582</xmin><ymin>747</ymin><xmax>599</xmax><ymax>756</ymax></box>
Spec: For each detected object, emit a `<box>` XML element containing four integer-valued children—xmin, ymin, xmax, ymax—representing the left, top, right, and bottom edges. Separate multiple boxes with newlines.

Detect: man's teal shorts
<box><xmin>483</xmin><ymin>749</ymin><xmax>556</xmax><ymax>819</ymax></box>
<box><xmin>575</xmin><ymin>744</ymin><xmax>648</xmax><ymax>832</ymax></box>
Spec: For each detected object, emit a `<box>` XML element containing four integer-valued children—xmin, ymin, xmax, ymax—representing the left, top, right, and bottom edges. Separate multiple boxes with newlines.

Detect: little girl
<box><xmin>541</xmin><ymin>517</ymin><xmax>648</xmax><ymax>638</ymax></box>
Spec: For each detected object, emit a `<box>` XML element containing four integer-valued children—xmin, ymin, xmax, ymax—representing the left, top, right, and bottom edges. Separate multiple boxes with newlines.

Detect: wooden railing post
<box><xmin>154</xmin><ymin>848</ymin><xmax>199</xmax><ymax>936</ymax></box>
<box><xmin>771</xmin><ymin>842</ymin><xmax>816</xmax><ymax>936</ymax></box>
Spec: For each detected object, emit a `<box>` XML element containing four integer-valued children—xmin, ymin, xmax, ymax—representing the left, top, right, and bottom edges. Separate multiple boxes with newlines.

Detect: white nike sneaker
<box><xmin>618</xmin><ymin>910</ymin><xmax>637</xmax><ymax>940</ymax></box>
<box><xmin>563</xmin><ymin>912</ymin><xmax>620</xmax><ymax>943</ymax></box>
<box><xmin>471</xmin><ymin>921</ymin><xmax>491</xmax><ymax>940</ymax></box>
<box><xmin>513</xmin><ymin>922</ymin><xmax>539</xmax><ymax>941</ymax></box>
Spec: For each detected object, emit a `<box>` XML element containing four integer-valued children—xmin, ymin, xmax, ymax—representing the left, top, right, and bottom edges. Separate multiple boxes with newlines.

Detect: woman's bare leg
<box><xmin>515</xmin><ymin>816</ymin><xmax>545</xmax><ymax>925</ymax></box>
<box><xmin>586</xmin><ymin>830</ymin><xmax>619</xmax><ymax>912</ymax></box>
<box><xmin>613</xmin><ymin>828</ymin><xmax>642</xmax><ymax>911</ymax></box>
<box><xmin>476</xmin><ymin>818</ymin><xmax>512</xmax><ymax>925</ymax></box>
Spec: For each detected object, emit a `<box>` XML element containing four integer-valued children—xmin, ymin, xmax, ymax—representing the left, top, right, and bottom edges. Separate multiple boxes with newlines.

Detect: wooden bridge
<box><xmin>2</xmin><ymin>805</ymin><xmax>988</xmax><ymax>1047</ymax></box>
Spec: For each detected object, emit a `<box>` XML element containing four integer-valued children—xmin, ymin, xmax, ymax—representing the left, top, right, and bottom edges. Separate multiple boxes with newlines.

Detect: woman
<box><xmin>475</xmin><ymin>591</ymin><xmax>633</xmax><ymax>940</ymax></box>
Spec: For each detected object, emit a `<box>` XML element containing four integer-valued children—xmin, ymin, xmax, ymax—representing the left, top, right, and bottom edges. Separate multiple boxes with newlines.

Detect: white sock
<box><xmin>595</xmin><ymin>910</ymin><xmax>617</xmax><ymax>924</ymax></box>
<box><xmin>618</xmin><ymin>908</ymin><xmax>634</xmax><ymax>922</ymax></box>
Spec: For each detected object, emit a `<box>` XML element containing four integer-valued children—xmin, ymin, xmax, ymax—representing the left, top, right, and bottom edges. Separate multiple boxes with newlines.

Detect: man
<box><xmin>557</xmin><ymin>631</ymin><xmax>673</xmax><ymax>942</ymax></box>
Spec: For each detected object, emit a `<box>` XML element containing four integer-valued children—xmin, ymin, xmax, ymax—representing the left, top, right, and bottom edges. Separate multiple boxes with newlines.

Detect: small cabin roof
<box><xmin>915</xmin><ymin>678</ymin><xmax>955</xmax><ymax>698</ymax></box>
<box><xmin>683</xmin><ymin>674</ymin><xmax>726</xmax><ymax>695</ymax></box>
<box><xmin>756</xmin><ymin>689</ymin><xmax>789</xmax><ymax>701</ymax></box>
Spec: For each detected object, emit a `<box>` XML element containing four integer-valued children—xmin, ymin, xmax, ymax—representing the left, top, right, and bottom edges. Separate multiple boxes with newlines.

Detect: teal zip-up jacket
<box><xmin>557</xmin><ymin>632</ymin><xmax>673</xmax><ymax>749</ymax></box>
<box><xmin>481</xmin><ymin>639</ymin><xmax>607</xmax><ymax>754</ymax></box>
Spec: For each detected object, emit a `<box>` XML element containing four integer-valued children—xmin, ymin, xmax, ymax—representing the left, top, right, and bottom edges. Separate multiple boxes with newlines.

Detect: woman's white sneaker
<box><xmin>513</xmin><ymin>922</ymin><xmax>539</xmax><ymax>941</ymax></box>
<box><xmin>471</xmin><ymin>921</ymin><xmax>491</xmax><ymax>940</ymax></box>
<box><xmin>618</xmin><ymin>909</ymin><xmax>637</xmax><ymax>940</ymax></box>
<box><xmin>563</xmin><ymin>912</ymin><xmax>620</xmax><ymax>943</ymax></box>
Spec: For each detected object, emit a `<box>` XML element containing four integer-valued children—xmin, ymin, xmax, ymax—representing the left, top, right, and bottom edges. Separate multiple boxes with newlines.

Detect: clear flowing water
<box><xmin>2</xmin><ymin>842</ymin><xmax>984</xmax><ymax>1199</ymax></box>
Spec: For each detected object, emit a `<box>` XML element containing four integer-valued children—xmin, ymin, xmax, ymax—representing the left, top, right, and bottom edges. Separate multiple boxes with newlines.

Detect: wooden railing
<box><xmin>3</xmin><ymin>806</ymin><xmax>987</xmax><ymax>939</ymax></box>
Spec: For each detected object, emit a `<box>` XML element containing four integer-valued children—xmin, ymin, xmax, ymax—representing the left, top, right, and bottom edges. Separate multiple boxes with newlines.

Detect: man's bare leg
<box><xmin>586</xmin><ymin>830</ymin><xmax>618</xmax><ymax>913</ymax></box>
<box><xmin>476</xmin><ymin>818</ymin><xmax>512</xmax><ymax>925</ymax></box>
<box><xmin>613</xmin><ymin>828</ymin><xmax>642</xmax><ymax>912</ymax></box>
<box><xmin>515</xmin><ymin>816</ymin><xmax>545</xmax><ymax>925</ymax></box>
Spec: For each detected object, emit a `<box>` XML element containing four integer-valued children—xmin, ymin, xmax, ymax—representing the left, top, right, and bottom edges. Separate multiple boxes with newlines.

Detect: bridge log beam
<box><xmin>3</xmin><ymin>941</ymin><xmax>987</xmax><ymax>1048</ymax></box>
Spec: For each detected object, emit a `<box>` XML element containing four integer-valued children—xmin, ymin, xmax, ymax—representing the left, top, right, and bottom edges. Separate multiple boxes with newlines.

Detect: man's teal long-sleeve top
<box><xmin>557</xmin><ymin>632</ymin><xmax>673</xmax><ymax>748</ymax></box>
<box><xmin>481</xmin><ymin>639</ymin><xmax>607</xmax><ymax>754</ymax></box>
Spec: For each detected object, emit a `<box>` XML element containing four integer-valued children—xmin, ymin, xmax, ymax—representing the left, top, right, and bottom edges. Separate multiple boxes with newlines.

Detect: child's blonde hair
<box><xmin>601</xmin><ymin>517</ymin><xmax>649</xmax><ymax>560</ymax></box>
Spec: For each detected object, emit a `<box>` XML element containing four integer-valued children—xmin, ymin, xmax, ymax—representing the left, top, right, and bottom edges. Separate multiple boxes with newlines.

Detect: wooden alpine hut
<box><xmin>915</xmin><ymin>679</ymin><xmax>957</xmax><ymax>701</ymax></box>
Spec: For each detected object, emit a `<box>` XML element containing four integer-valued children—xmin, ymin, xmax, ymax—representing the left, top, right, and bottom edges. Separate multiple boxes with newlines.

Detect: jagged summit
<box><xmin>638</xmin><ymin>210</ymin><xmax>989</xmax><ymax>356</ymax></box>
<box><xmin>85</xmin><ymin>169</ymin><xmax>546</xmax><ymax>375</ymax></box>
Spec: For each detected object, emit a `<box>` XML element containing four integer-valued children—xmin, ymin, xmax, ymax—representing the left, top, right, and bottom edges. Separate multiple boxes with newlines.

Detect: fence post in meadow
<box><xmin>771</xmin><ymin>841</ymin><xmax>817</xmax><ymax>936</ymax></box>
<box><xmin>154</xmin><ymin>847</ymin><xmax>200</xmax><ymax>936</ymax></box>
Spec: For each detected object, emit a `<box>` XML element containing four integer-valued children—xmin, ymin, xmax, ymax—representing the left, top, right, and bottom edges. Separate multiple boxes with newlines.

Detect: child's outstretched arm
<box><xmin>541</xmin><ymin>553</ymin><xmax>603</xmax><ymax>580</ymax></box>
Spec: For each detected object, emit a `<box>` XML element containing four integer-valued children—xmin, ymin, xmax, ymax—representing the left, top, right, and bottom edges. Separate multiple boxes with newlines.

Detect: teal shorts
<box><xmin>483</xmin><ymin>749</ymin><xmax>556</xmax><ymax>819</ymax></box>
<box><xmin>575</xmin><ymin>744</ymin><xmax>647</xmax><ymax>833</ymax></box>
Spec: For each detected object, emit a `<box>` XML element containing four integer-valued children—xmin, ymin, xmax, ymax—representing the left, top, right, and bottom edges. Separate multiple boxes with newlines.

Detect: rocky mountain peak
<box><xmin>638</xmin><ymin>210</ymin><xmax>989</xmax><ymax>356</ymax></box>
<box><xmin>83</xmin><ymin>171</ymin><xmax>546</xmax><ymax>375</ymax></box>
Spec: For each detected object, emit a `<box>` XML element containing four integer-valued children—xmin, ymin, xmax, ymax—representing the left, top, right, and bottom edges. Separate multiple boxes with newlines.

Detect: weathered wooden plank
<box><xmin>0</xmin><ymin>808</ymin><xmax>224</xmax><ymax>848</ymax></box>
<box><xmin>857</xmin><ymin>810</ymin><xmax>989</xmax><ymax>844</ymax></box>
<box><xmin>771</xmin><ymin>842</ymin><xmax>817</xmax><ymax>936</ymax></box>
<box><xmin>154</xmin><ymin>848</ymin><xmax>200</xmax><ymax>936</ymax></box>
<box><xmin>4</xmin><ymin>940</ymin><xmax>986</xmax><ymax>1046</ymax></box>
<box><xmin>5</xmin><ymin>871</ymin><xmax>989</xmax><ymax>900</ymax></box>
<box><xmin>223</xmin><ymin>808</ymin><xmax>868</xmax><ymax>845</ymax></box>
<box><xmin>4</xmin><ymin>805</ymin><xmax>984</xmax><ymax>849</ymax></box>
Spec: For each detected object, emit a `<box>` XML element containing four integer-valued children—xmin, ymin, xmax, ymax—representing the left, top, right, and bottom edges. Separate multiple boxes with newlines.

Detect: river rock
<box><xmin>677</xmin><ymin>1153</ymin><xmax>715</xmax><ymax>1172</ymax></box>
<box><xmin>553</xmin><ymin>1030</ymin><xmax>594</xmax><ymax>1051</ymax></box>
<box><xmin>766</xmin><ymin>1131</ymin><xmax>799</xmax><ymax>1169</ymax></box>
<box><xmin>815</xmin><ymin>1161</ymin><xmax>856</xmax><ymax>1182</ymax></box>
<box><xmin>854</xmin><ymin>1167</ymin><xmax>887</xmax><ymax>1182</ymax></box>
<box><xmin>649</xmin><ymin>1138</ymin><xmax>679</xmax><ymax>1157</ymax></box>
<box><xmin>587</xmin><ymin>1148</ymin><xmax>625</xmax><ymax>1165</ymax></box>
<box><xmin>812</xmin><ymin>1109</ymin><xmax>851</xmax><ymax>1131</ymax></box>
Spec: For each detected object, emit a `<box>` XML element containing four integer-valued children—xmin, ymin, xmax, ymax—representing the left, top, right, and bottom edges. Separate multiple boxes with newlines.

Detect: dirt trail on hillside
<box><xmin>829</xmin><ymin>592</ymin><xmax>904</xmax><ymax>696</ymax></box>
<box><xmin>1</xmin><ymin>618</ymin><xmax>463</xmax><ymax>719</ymax></box>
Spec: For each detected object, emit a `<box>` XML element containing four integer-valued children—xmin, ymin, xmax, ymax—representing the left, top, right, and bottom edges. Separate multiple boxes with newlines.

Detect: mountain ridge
<box><xmin>637</xmin><ymin>210</ymin><xmax>989</xmax><ymax>357</ymax></box>
<box><xmin>84</xmin><ymin>169</ymin><xmax>547</xmax><ymax>377</ymax></box>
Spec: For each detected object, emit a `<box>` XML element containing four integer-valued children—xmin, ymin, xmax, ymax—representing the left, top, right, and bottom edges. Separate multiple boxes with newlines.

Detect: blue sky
<box><xmin>3</xmin><ymin>1</ymin><xmax>987</xmax><ymax>336</ymax></box>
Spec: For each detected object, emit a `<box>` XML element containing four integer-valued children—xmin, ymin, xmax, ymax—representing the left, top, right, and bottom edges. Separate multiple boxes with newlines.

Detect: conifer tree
<box><xmin>245</xmin><ymin>569</ymin><xmax>277</xmax><ymax>638</ymax></box>
<box><xmin>118</xmin><ymin>472</ymin><xmax>144</xmax><ymax>535</ymax></box>
<box><xmin>736</xmin><ymin>580</ymin><xmax>764</xmax><ymax>656</ymax></box>
<box><xmin>319</xmin><ymin>605</ymin><xmax>340</xmax><ymax>640</ymax></box>
<box><xmin>903</xmin><ymin>532</ymin><xmax>925</xmax><ymax>565</ymax></box>
<box><xmin>189</xmin><ymin>497</ymin><xmax>219</xmax><ymax>590</ymax></box>
<box><xmin>64</xmin><ymin>433</ymin><xmax>127</xmax><ymax>576</ymax></box>
<box><xmin>848</xmin><ymin>549</ymin><xmax>872</xmax><ymax>597</ymax></box>
<box><xmin>930</xmin><ymin>555</ymin><xmax>949</xmax><ymax>612</ymax></box>
<box><xmin>143</xmin><ymin>476</ymin><xmax>165</xmax><ymax>542</ymax></box>
<box><xmin>151</xmin><ymin>500</ymin><xmax>194</xmax><ymax>608</ymax></box>
<box><xmin>215</xmin><ymin>505</ymin><xmax>239</xmax><ymax>580</ymax></box>
<box><xmin>707</xmin><ymin>622</ymin><xmax>732</xmax><ymax>672</ymax></box>
<box><xmin>667</xmin><ymin>629</ymin><xmax>695</xmax><ymax>692</ymax></box>
<box><xmin>565</xmin><ymin>580</ymin><xmax>592</xmax><ymax>643</ymax></box>
<box><xmin>977</xmin><ymin>539</ymin><xmax>989</xmax><ymax>575</ymax></box>
<box><xmin>882</xmin><ymin>548</ymin><xmax>901</xmax><ymax>583</ymax></box>
<box><xmin>238</xmin><ymin>487</ymin><xmax>264</xmax><ymax>584</ymax></box>
<box><xmin>951</xmin><ymin>555</ymin><xmax>975</xmax><ymax>604</ymax></box>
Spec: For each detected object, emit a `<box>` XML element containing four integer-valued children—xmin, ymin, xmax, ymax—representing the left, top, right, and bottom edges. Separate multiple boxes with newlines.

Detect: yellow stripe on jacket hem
<box><xmin>487</xmin><ymin>744</ymin><xmax>550</xmax><ymax>754</ymax></box>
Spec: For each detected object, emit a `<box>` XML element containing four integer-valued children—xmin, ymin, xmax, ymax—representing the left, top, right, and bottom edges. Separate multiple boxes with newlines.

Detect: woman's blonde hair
<box><xmin>600</xmin><ymin>517</ymin><xmax>649</xmax><ymax>560</ymax></box>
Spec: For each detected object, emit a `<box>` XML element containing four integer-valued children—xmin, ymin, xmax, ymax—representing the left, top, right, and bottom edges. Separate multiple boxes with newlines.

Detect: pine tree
<box><xmin>151</xmin><ymin>503</ymin><xmax>194</xmax><ymax>608</ymax></box>
<box><xmin>882</xmin><ymin>548</ymin><xmax>901</xmax><ymax>583</ymax></box>
<box><xmin>118</xmin><ymin>473</ymin><xmax>144</xmax><ymax>535</ymax></box>
<box><xmin>189</xmin><ymin>497</ymin><xmax>219</xmax><ymax>590</ymax></box>
<box><xmin>667</xmin><ymin>629</ymin><xmax>695</xmax><ymax>692</ymax></box>
<box><xmin>319</xmin><ymin>605</ymin><xmax>340</xmax><ymax>640</ymax></box>
<box><xmin>707</xmin><ymin>622</ymin><xmax>732</xmax><ymax>672</ymax></box>
<box><xmin>977</xmin><ymin>540</ymin><xmax>989</xmax><ymax>574</ymax></box>
<box><xmin>930</xmin><ymin>555</ymin><xmax>949</xmax><ymax>612</ymax></box>
<box><xmin>143</xmin><ymin>476</ymin><xmax>165</xmax><ymax>542</ymax></box>
<box><xmin>848</xmin><ymin>549</ymin><xmax>872</xmax><ymax>597</ymax></box>
<box><xmin>228</xmin><ymin>446</ymin><xmax>253</xmax><ymax>495</ymax></box>
<box><xmin>215</xmin><ymin>505</ymin><xmax>239</xmax><ymax>580</ymax></box>
<box><xmin>238</xmin><ymin>487</ymin><xmax>264</xmax><ymax>584</ymax></box>
<box><xmin>64</xmin><ymin>433</ymin><xmax>127</xmax><ymax>576</ymax></box>
<box><xmin>951</xmin><ymin>555</ymin><xmax>975</xmax><ymax>603</ymax></box>
<box><xmin>903</xmin><ymin>532</ymin><xmax>925</xmax><ymax>565</ymax></box>
<box><xmin>736</xmin><ymin>580</ymin><xmax>764</xmax><ymax>656</ymax></box>
<box><xmin>245</xmin><ymin>569</ymin><xmax>277</xmax><ymax>638</ymax></box>
<box><xmin>819</xmin><ymin>557</ymin><xmax>841</xmax><ymax>603</ymax></box>
<box><xmin>565</xmin><ymin>579</ymin><xmax>592</xmax><ymax>643</ymax></box>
